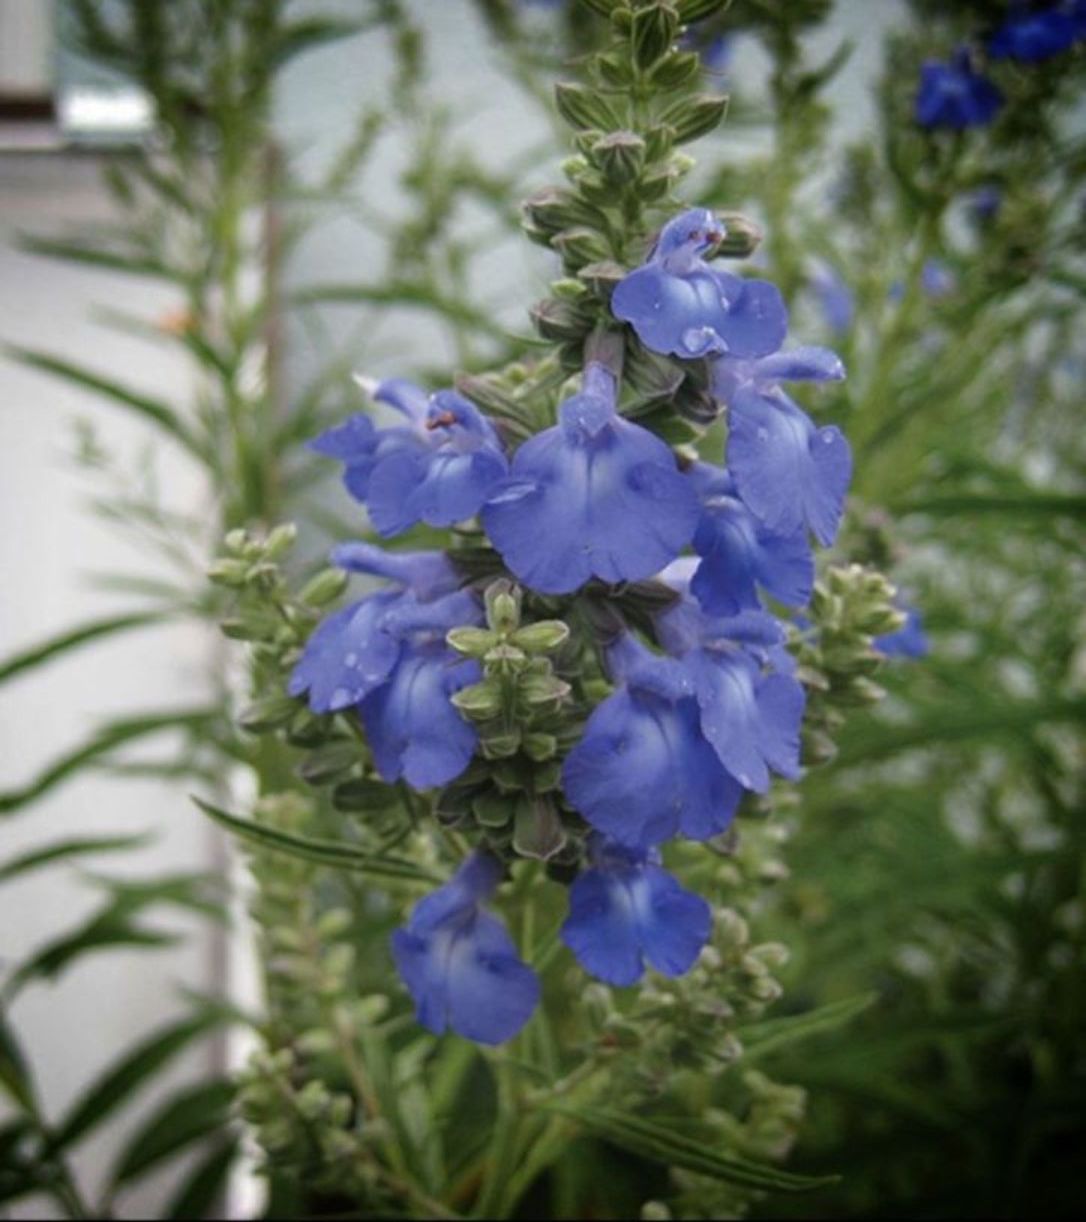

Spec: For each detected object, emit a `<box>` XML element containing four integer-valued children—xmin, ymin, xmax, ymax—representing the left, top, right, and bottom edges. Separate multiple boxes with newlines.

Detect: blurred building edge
<box><xmin>0</xmin><ymin>0</ymin><xmax>154</xmax><ymax>153</ymax></box>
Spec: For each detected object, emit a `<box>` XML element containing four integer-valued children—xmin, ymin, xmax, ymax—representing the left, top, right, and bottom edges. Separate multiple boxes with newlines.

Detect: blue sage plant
<box><xmin>207</xmin><ymin>2</ymin><xmax>905</xmax><ymax>1215</ymax></box>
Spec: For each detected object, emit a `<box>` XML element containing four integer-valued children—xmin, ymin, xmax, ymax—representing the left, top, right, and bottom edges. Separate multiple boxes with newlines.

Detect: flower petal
<box><xmin>483</xmin><ymin>410</ymin><xmax>697</xmax><ymax>595</ymax></box>
<box><xmin>360</xmin><ymin>649</ymin><xmax>480</xmax><ymax>789</ymax></box>
<box><xmin>727</xmin><ymin>388</ymin><xmax>852</xmax><ymax>545</ymax></box>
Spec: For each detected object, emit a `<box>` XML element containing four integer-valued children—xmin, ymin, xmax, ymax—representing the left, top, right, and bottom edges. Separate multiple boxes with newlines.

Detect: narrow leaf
<box><xmin>0</xmin><ymin>834</ymin><xmax>149</xmax><ymax>885</ymax></box>
<box><xmin>740</xmin><ymin>992</ymin><xmax>878</xmax><ymax>1059</ymax></box>
<box><xmin>164</xmin><ymin>1136</ymin><xmax>238</xmax><ymax>1220</ymax></box>
<box><xmin>51</xmin><ymin>1012</ymin><xmax>222</xmax><ymax>1152</ymax></box>
<box><xmin>0</xmin><ymin>707</ymin><xmax>219</xmax><ymax>816</ymax></box>
<box><xmin>193</xmin><ymin>797</ymin><xmax>442</xmax><ymax>884</ymax></box>
<box><xmin>110</xmin><ymin>1079</ymin><xmax>233</xmax><ymax>1186</ymax></box>
<box><xmin>0</xmin><ymin>1012</ymin><xmax>35</xmax><ymax>1111</ymax></box>
<box><xmin>544</xmin><ymin>1104</ymin><xmax>838</xmax><ymax>1193</ymax></box>
<box><xmin>5</xmin><ymin>916</ymin><xmax>177</xmax><ymax>997</ymax></box>
<box><xmin>3</xmin><ymin>345</ymin><xmax>203</xmax><ymax>459</ymax></box>
<box><xmin>16</xmin><ymin>233</ymin><xmax>179</xmax><ymax>280</ymax></box>
<box><xmin>0</xmin><ymin>611</ymin><xmax>167</xmax><ymax>686</ymax></box>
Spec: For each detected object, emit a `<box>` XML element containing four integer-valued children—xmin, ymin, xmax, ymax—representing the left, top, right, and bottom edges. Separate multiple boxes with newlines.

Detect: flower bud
<box><xmin>554</xmin><ymin>82</ymin><xmax>620</xmax><ymax>132</ymax></box>
<box><xmin>659</xmin><ymin>92</ymin><xmax>728</xmax><ymax>144</ymax></box>
<box><xmin>632</xmin><ymin>3</ymin><xmax>679</xmax><ymax>70</ymax></box>
<box><xmin>208</xmin><ymin>558</ymin><xmax>250</xmax><ymax>586</ymax></box>
<box><xmin>550</xmin><ymin>227</ymin><xmax>613</xmax><ymax>270</ymax></box>
<box><xmin>481</xmin><ymin>728</ymin><xmax>522</xmax><ymax>759</ymax></box>
<box><xmin>263</xmin><ymin>522</ymin><xmax>298</xmax><ymax>560</ymax></box>
<box><xmin>591</xmin><ymin>130</ymin><xmax>647</xmax><ymax>185</ymax></box>
<box><xmin>648</xmin><ymin>49</ymin><xmax>700</xmax><ymax>89</ymax></box>
<box><xmin>238</xmin><ymin>694</ymin><xmax>300</xmax><ymax>732</ymax></box>
<box><xmin>297</xmin><ymin>740</ymin><xmax>362</xmax><ymax>786</ymax></box>
<box><xmin>450</xmin><ymin>681</ymin><xmax>503</xmax><ymax>721</ymax></box>
<box><xmin>472</xmin><ymin>791</ymin><xmax>513</xmax><ymax>828</ymax></box>
<box><xmin>485</xmin><ymin>580</ymin><xmax>522</xmax><ymax>632</ymax></box>
<box><xmin>447</xmin><ymin>626</ymin><xmax>500</xmax><ymax>657</ymax></box>
<box><xmin>677</xmin><ymin>0</ymin><xmax>728</xmax><ymax>19</ymax></box>
<box><xmin>513</xmin><ymin>794</ymin><xmax>567</xmax><ymax>861</ymax></box>
<box><xmin>299</xmin><ymin>567</ymin><xmax>349</xmax><ymax>607</ymax></box>
<box><xmin>714</xmin><ymin>212</ymin><xmax>764</xmax><ymax>258</ymax></box>
<box><xmin>510</xmin><ymin>620</ymin><xmax>570</xmax><ymax>653</ymax></box>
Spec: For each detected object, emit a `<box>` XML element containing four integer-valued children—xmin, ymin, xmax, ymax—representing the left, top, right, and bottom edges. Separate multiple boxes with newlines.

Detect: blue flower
<box><xmin>915</xmin><ymin>49</ymin><xmax>1004</xmax><ymax>130</ymax></box>
<box><xmin>481</xmin><ymin>363</ymin><xmax>699</xmax><ymax>594</ymax></box>
<box><xmin>612</xmin><ymin>208</ymin><xmax>788</xmax><ymax>360</ymax></box>
<box><xmin>989</xmin><ymin>7</ymin><xmax>1078</xmax><ymax>61</ymax></box>
<box><xmin>391</xmin><ymin>853</ymin><xmax>540</xmax><ymax>1045</ymax></box>
<box><xmin>875</xmin><ymin>604</ymin><xmax>930</xmax><ymax>659</ymax></box>
<box><xmin>712</xmin><ymin>347</ymin><xmax>851</xmax><ymax>546</ymax></box>
<box><xmin>688</xmin><ymin>462</ymin><xmax>814</xmax><ymax>618</ymax></box>
<box><xmin>560</xmin><ymin>836</ymin><xmax>711</xmax><ymax>987</ymax></box>
<box><xmin>310</xmin><ymin>381</ymin><xmax>508</xmax><ymax>536</ymax></box>
<box><xmin>654</xmin><ymin>584</ymin><xmax>805</xmax><ymax>794</ymax></box>
<box><xmin>889</xmin><ymin>259</ymin><xmax>956</xmax><ymax>302</ymax></box>
<box><xmin>288</xmin><ymin>544</ymin><xmax>460</xmax><ymax>713</ymax></box>
<box><xmin>358</xmin><ymin>590</ymin><xmax>484</xmax><ymax>789</ymax></box>
<box><xmin>561</xmin><ymin>634</ymin><xmax>743</xmax><ymax>848</ymax></box>
<box><xmin>965</xmin><ymin>184</ymin><xmax>1002</xmax><ymax>225</ymax></box>
<box><xmin>807</xmin><ymin>260</ymin><xmax>855</xmax><ymax>336</ymax></box>
<box><xmin>308</xmin><ymin>379</ymin><xmax>429</xmax><ymax>502</ymax></box>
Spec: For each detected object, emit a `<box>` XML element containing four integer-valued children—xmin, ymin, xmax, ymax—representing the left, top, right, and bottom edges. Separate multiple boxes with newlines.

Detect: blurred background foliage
<box><xmin>1</xmin><ymin>0</ymin><xmax>1083</xmax><ymax>1218</ymax></box>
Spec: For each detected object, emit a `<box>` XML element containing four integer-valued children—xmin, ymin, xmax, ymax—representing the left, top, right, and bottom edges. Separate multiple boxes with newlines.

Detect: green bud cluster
<box><xmin>793</xmin><ymin>563</ymin><xmax>904</xmax><ymax>765</ymax></box>
<box><xmin>235</xmin><ymin>794</ymin><xmax>387</xmax><ymax>1209</ymax></box>
<box><xmin>210</xmin><ymin>528</ymin><xmax>396</xmax><ymax>815</ymax></box>
<box><xmin>521</xmin><ymin>0</ymin><xmax>763</xmax><ymax>385</ymax></box>
<box><xmin>438</xmin><ymin>580</ymin><xmax>581</xmax><ymax>865</ymax></box>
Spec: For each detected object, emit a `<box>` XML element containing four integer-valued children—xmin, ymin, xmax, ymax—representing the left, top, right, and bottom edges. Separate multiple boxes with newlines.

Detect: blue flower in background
<box><xmin>310</xmin><ymin>381</ymin><xmax>508</xmax><ymax>536</ymax></box>
<box><xmin>712</xmin><ymin>347</ymin><xmax>851</xmax><ymax>546</ymax></box>
<box><xmin>288</xmin><ymin>544</ymin><xmax>460</xmax><ymax>712</ymax></box>
<box><xmin>889</xmin><ymin>259</ymin><xmax>956</xmax><ymax>302</ymax></box>
<box><xmin>359</xmin><ymin>589</ymin><xmax>484</xmax><ymax>789</ymax></box>
<box><xmin>807</xmin><ymin>260</ymin><xmax>855</xmax><ymax>335</ymax></box>
<box><xmin>560</xmin><ymin>835</ymin><xmax>711</xmax><ymax>987</ymax></box>
<box><xmin>965</xmin><ymin>184</ymin><xmax>1002</xmax><ymax>225</ymax></box>
<box><xmin>989</xmin><ymin>7</ymin><xmax>1078</xmax><ymax>61</ymax></box>
<box><xmin>875</xmin><ymin>604</ymin><xmax>930</xmax><ymax>659</ymax></box>
<box><xmin>612</xmin><ymin>208</ymin><xmax>788</xmax><ymax>359</ymax></box>
<box><xmin>915</xmin><ymin>49</ymin><xmax>1003</xmax><ymax>130</ymax></box>
<box><xmin>392</xmin><ymin>853</ymin><xmax>540</xmax><ymax>1045</ymax></box>
<box><xmin>482</xmin><ymin>363</ymin><xmax>699</xmax><ymax>594</ymax></box>
<box><xmin>688</xmin><ymin>462</ymin><xmax>814</xmax><ymax>618</ymax></box>
<box><xmin>561</xmin><ymin>633</ymin><xmax>743</xmax><ymax>847</ymax></box>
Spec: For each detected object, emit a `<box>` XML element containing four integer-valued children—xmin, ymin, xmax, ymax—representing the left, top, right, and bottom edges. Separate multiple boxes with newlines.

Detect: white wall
<box><xmin>0</xmin><ymin>153</ymin><xmax>227</xmax><ymax>1219</ymax></box>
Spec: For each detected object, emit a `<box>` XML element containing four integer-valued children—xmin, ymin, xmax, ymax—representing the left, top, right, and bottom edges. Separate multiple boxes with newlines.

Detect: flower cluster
<box><xmin>915</xmin><ymin>6</ymin><xmax>1086</xmax><ymax>131</ymax></box>
<box><xmin>285</xmin><ymin>199</ymin><xmax>854</xmax><ymax>1044</ymax></box>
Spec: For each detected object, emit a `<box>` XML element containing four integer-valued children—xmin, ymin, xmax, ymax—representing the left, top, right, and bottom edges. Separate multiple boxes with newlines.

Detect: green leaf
<box><xmin>192</xmin><ymin>797</ymin><xmax>442</xmax><ymax>884</ymax></box>
<box><xmin>50</xmin><ymin>1012</ymin><xmax>223</xmax><ymax>1152</ymax></box>
<box><xmin>0</xmin><ymin>707</ymin><xmax>219</xmax><ymax>816</ymax></box>
<box><xmin>833</xmin><ymin>698</ymin><xmax>1086</xmax><ymax>766</ymax></box>
<box><xmin>0</xmin><ymin>1012</ymin><xmax>35</xmax><ymax>1111</ymax></box>
<box><xmin>0</xmin><ymin>611</ymin><xmax>167</xmax><ymax>687</ymax></box>
<box><xmin>110</xmin><ymin>1079</ymin><xmax>233</xmax><ymax>1186</ymax></box>
<box><xmin>289</xmin><ymin>281</ymin><xmax>512</xmax><ymax>342</ymax></box>
<box><xmin>164</xmin><ymin>1136</ymin><xmax>238</xmax><ymax>1220</ymax></box>
<box><xmin>268</xmin><ymin>17</ymin><xmax>371</xmax><ymax>68</ymax></box>
<box><xmin>544</xmin><ymin>1105</ymin><xmax>838</xmax><ymax>1193</ymax></box>
<box><xmin>16</xmin><ymin>234</ymin><xmax>179</xmax><ymax>281</ymax></box>
<box><xmin>3</xmin><ymin>345</ymin><xmax>204</xmax><ymax>459</ymax></box>
<box><xmin>5</xmin><ymin>914</ymin><xmax>178</xmax><ymax>998</ymax></box>
<box><xmin>740</xmin><ymin>992</ymin><xmax>879</xmax><ymax>1059</ymax></box>
<box><xmin>0</xmin><ymin>834</ymin><xmax>149</xmax><ymax>885</ymax></box>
